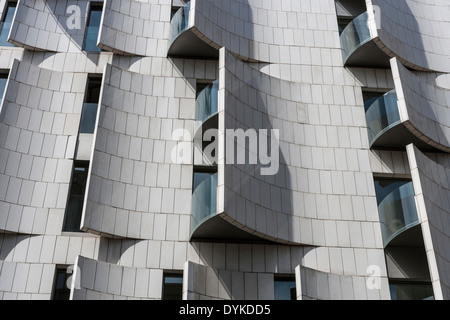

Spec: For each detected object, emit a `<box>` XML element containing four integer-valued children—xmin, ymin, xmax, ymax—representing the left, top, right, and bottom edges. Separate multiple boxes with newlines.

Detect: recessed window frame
<box><xmin>274</xmin><ymin>274</ymin><xmax>296</xmax><ymax>300</ymax></box>
<box><xmin>162</xmin><ymin>271</ymin><xmax>183</xmax><ymax>300</ymax></box>
<box><xmin>52</xmin><ymin>266</ymin><xmax>71</xmax><ymax>300</ymax></box>
<box><xmin>79</xmin><ymin>75</ymin><xmax>102</xmax><ymax>134</ymax></box>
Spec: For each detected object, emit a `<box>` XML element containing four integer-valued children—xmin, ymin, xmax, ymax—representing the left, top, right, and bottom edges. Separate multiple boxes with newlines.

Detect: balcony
<box><xmin>195</xmin><ymin>80</ymin><xmax>218</xmax><ymax>127</ymax></box>
<box><xmin>364</xmin><ymin>90</ymin><xmax>433</xmax><ymax>150</ymax></box>
<box><xmin>339</xmin><ymin>12</ymin><xmax>389</xmax><ymax>67</ymax></box>
<box><xmin>83</xmin><ymin>25</ymin><xmax>102</xmax><ymax>52</ymax></box>
<box><xmin>365</xmin><ymin>90</ymin><xmax>400</xmax><ymax>146</ymax></box>
<box><xmin>167</xmin><ymin>2</ymin><xmax>218</xmax><ymax>59</ymax></box>
<box><xmin>377</xmin><ymin>182</ymin><xmax>419</xmax><ymax>247</ymax></box>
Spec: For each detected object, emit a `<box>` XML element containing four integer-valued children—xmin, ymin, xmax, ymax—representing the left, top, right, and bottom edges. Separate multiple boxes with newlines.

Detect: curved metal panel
<box><xmin>372</xmin><ymin>0</ymin><xmax>450</xmax><ymax>72</ymax></box>
<box><xmin>407</xmin><ymin>144</ymin><xmax>450</xmax><ymax>299</ymax></box>
<box><xmin>0</xmin><ymin>60</ymin><xmax>85</xmax><ymax>234</ymax></box>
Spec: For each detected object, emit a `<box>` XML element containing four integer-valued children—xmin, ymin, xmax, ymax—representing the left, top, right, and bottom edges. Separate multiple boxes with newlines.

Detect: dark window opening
<box><xmin>79</xmin><ymin>76</ymin><xmax>101</xmax><ymax>133</ymax></box>
<box><xmin>162</xmin><ymin>272</ymin><xmax>183</xmax><ymax>300</ymax></box>
<box><xmin>52</xmin><ymin>267</ymin><xmax>71</xmax><ymax>300</ymax></box>
<box><xmin>389</xmin><ymin>280</ymin><xmax>434</xmax><ymax>300</ymax></box>
<box><xmin>63</xmin><ymin>161</ymin><xmax>89</xmax><ymax>232</ymax></box>
<box><xmin>362</xmin><ymin>90</ymin><xmax>390</xmax><ymax>112</ymax></box>
<box><xmin>85</xmin><ymin>76</ymin><xmax>101</xmax><ymax>103</ymax></box>
<box><xmin>337</xmin><ymin>16</ymin><xmax>354</xmax><ymax>34</ymax></box>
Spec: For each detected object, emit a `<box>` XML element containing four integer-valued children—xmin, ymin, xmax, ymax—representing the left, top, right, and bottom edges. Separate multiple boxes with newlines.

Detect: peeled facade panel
<box><xmin>0</xmin><ymin>60</ymin><xmax>85</xmax><ymax>234</ymax></box>
<box><xmin>72</xmin><ymin>255</ymin><xmax>164</xmax><ymax>300</ymax></box>
<box><xmin>98</xmin><ymin>0</ymin><xmax>171</xmax><ymax>56</ymax></box>
<box><xmin>296</xmin><ymin>264</ymin><xmax>390</xmax><ymax>300</ymax></box>
<box><xmin>372</xmin><ymin>0</ymin><xmax>450</xmax><ymax>72</ymax></box>
<box><xmin>8</xmin><ymin>0</ymin><xmax>93</xmax><ymax>52</ymax></box>
<box><xmin>184</xmin><ymin>260</ymin><xmax>285</xmax><ymax>300</ymax></box>
<box><xmin>407</xmin><ymin>144</ymin><xmax>450</xmax><ymax>300</ymax></box>
<box><xmin>392</xmin><ymin>57</ymin><xmax>450</xmax><ymax>152</ymax></box>
<box><xmin>1</xmin><ymin>0</ymin><xmax>447</xmax><ymax>302</ymax></box>
<box><xmin>81</xmin><ymin>63</ymin><xmax>197</xmax><ymax>239</ymax></box>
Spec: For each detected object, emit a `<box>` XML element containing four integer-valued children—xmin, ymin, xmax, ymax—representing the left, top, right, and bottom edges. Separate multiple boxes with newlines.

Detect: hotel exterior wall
<box><xmin>9</xmin><ymin>0</ymin><xmax>95</xmax><ymax>52</ymax></box>
<box><xmin>0</xmin><ymin>0</ymin><xmax>448</xmax><ymax>301</ymax></box>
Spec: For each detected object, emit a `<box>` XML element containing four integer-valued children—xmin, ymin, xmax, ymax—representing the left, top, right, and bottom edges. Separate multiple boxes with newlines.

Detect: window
<box><xmin>274</xmin><ymin>275</ymin><xmax>296</xmax><ymax>300</ymax></box>
<box><xmin>63</xmin><ymin>161</ymin><xmax>89</xmax><ymax>232</ymax></box>
<box><xmin>162</xmin><ymin>272</ymin><xmax>183</xmax><ymax>300</ymax></box>
<box><xmin>193</xmin><ymin>170</ymin><xmax>216</xmax><ymax>191</ymax></box>
<box><xmin>53</xmin><ymin>267</ymin><xmax>71</xmax><ymax>300</ymax></box>
<box><xmin>83</xmin><ymin>3</ymin><xmax>103</xmax><ymax>52</ymax></box>
<box><xmin>0</xmin><ymin>2</ymin><xmax>16</xmax><ymax>47</ymax></box>
<box><xmin>362</xmin><ymin>90</ymin><xmax>389</xmax><ymax>112</ymax></box>
<box><xmin>0</xmin><ymin>70</ymin><xmax>8</xmax><ymax>100</ymax></box>
<box><xmin>79</xmin><ymin>76</ymin><xmax>101</xmax><ymax>133</ymax></box>
<box><xmin>389</xmin><ymin>281</ymin><xmax>434</xmax><ymax>300</ymax></box>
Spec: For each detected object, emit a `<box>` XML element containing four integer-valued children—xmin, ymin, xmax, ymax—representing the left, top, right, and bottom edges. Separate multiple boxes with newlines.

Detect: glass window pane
<box><xmin>4</xmin><ymin>3</ymin><xmax>16</xmax><ymax>23</ymax></box>
<box><xmin>85</xmin><ymin>77</ymin><xmax>101</xmax><ymax>103</ymax></box>
<box><xmin>274</xmin><ymin>276</ymin><xmax>296</xmax><ymax>300</ymax></box>
<box><xmin>63</xmin><ymin>163</ymin><xmax>89</xmax><ymax>232</ymax></box>
<box><xmin>163</xmin><ymin>273</ymin><xmax>183</xmax><ymax>300</ymax></box>
<box><xmin>374</xmin><ymin>178</ymin><xmax>410</xmax><ymax>205</ymax></box>
<box><xmin>193</xmin><ymin>171</ymin><xmax>214</xmax><ymax>191</ymax></box>
<box><xmin>0</xmin><ymin>72</ymin><xmax>8</xmax><ymax>100</ymax></box>
<box><xmin>389</xmin><ymin>283</ymin><xmax>434</xmax><ymax>300</ymax></box>
<box><xmin>0</xmin><ymin>3</ymin><xmax>16</xmax><ymax>47</ymax></box>
<box><xmin>83</xmin><ymin>4</ymin><xmax>103</xmax><ymax>51</ymax></box>
<box><xmin>53</xmin><ymin>268</ymin><xmax>71</xmax><ymax>300</ymax></box>
<box><xmin>79</xmin><ymin>103</ymin><xmax>98</xmax><ymax>133</ymax></box>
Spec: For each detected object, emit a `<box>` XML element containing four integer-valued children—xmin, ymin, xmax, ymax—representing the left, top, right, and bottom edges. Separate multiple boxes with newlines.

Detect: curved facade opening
<box><xmin>167</xmin><ymin>1</ymin><xmax>218</xmax><ymax>59</ymax></box>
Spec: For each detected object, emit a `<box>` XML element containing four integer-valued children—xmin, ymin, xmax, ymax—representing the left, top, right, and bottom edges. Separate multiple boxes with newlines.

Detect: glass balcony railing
<box><xmin>169</xmin><ymin>2</ymin><xmax>190</xmax><ymax>45</ymax></box>
<box><xmin>196</xmin><ymin>80</ymin><xmax>218</xmax><ymax>126</ymax></box>
<box><xmin>0</xmin><ymin>22</ymin><xmax>14</xmax><ymax>47</ymax></box>
<box><xmin>79</xmin><ymin>103</ymin><xmax>99</xmax><ymax>133</ymax></box>
<box><xmin>191</xmin><ymin>172</ymin><xmax>217</xmax><ymax>235</ymax></box>
<box><xmin>365</xmin><ymin>90</ymin><xmax>400</xmax><ymax>146</ymax></box>
<box><xmin>83</xmin><ymin>26</ymin><xmax>101</xmax><ymax>52</ymax></box>
<box><xmin>390</xmin><ymin>283</ymin><xmax>434</xmax><ymax>300</ymax></box>
<box><xmin>377</xmin><ymin>182</ymin><xmax>419</xmax><ymax>247</ymax></box>
<box><xmin>340</xmin><ymin>12</ymin><xmax>371</xmax><ymax>64</ymax></box>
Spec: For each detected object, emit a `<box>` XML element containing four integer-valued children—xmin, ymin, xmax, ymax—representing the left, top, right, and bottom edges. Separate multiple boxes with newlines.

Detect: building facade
<box><xmin>0</xmin><ymin>0</ymin><xmax>448</xmax><ymax>300</ymax></box>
